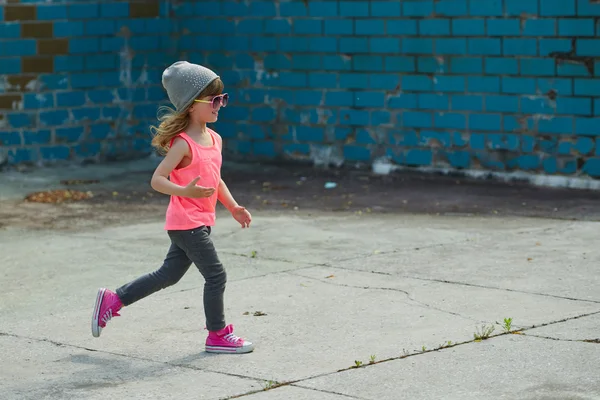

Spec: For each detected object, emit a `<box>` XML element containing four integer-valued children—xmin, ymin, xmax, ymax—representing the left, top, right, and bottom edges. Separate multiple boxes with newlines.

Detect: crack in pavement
<box><xmin>288</xmin><ymin>271</ymin><xmax>484</xmax><ymax>323</ymax></box>
<box><xmin>524</xmin><ymin>334</ymin><xmax>600</xmax><ymax>344</ymax></box>
<box><xmin>290</xmin><ymin>384</ymin><xmax>369</xmax><ymax>399</ymax></box>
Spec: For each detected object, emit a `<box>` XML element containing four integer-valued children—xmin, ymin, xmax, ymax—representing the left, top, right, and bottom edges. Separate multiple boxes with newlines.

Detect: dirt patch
<box><xmin>2</xmin><ymin>164</ymin><xmax>600</xmax><ymax>231</ymax></box>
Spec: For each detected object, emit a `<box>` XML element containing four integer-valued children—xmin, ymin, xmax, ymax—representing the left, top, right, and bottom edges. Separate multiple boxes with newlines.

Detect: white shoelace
<box><xmin>223</xmin><ymin>333</ymin><xmax>242</xmax><ymax>344</ymax></box>
<box><xmin>101</xmin><ymin>309</ymin><xmax>113</xmax><ymax>325</ymax></box>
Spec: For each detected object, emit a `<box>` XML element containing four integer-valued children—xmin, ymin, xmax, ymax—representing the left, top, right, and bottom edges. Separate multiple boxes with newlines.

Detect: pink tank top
<box><xmin>164</xmin><ymin>130</ymin><xmax>222</xmax><ymax>230</ymax></box>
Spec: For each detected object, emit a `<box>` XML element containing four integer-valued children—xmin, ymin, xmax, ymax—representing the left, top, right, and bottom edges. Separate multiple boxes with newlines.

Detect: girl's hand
<box><xmin>183</xmin><ymin>176</ymin><xmax>215</xmax><ymax>198</ymax></box>
<box><xmin>231</xmin><ymin>205</ymin><xmax>252</xmax><ymax>228</ymax></box>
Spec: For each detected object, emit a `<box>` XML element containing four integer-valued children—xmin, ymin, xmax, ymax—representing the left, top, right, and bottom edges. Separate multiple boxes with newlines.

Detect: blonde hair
<box><xmin>150</xmin><ymin>78</ymin><xmax>224</xmax><ymax>154</ymax></box>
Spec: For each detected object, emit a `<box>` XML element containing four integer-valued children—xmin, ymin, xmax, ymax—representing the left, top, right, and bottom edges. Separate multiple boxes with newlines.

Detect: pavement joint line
<box><xmin>0</xmin><ymin>331</ymin><xmax>265</xmax><ymax>385</ymax></box>
<box><xmin>290</xmin><ymin>384</ymin><xmax>370</xmax><ymax>399</ymax></box>
<box><xmin>523</xmin><ymin>334</ymin><xmax>600</xmax><ymax>344</ymax></box>
<box><xmin>287</xmin><ymin>271</ymin><xmax>484</xmax><ymax>323</ymax></box>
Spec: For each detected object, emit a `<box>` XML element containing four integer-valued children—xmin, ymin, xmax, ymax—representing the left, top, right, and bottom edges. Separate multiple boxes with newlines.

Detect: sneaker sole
<box><xmin>91</xmin><ymin>288</ymin><xmax>105</xmax><ymax>338</ymax></box>
<box><xmin>205</xmin><ymin>344</ymin><xmax>255</xmax><ymax>354</ymax></box>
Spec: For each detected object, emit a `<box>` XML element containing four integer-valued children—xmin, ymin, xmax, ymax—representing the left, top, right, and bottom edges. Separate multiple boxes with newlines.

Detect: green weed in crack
<box><xmin>474</xmin><ymin>324</ymin><xmax>495</xmax><ymax>341</ymax></box>
<box><xmin>262</xmin><ymin>380</ymin><xmax>281</xmax><ymax>391</ymax></box>
<box><xmin>369</xmin><ymin>354</ymin><xmax>376</xmax><ymax>364</ymax></box>
<box><xmin>496</xmin><ymin>317</ymin><xmax>513</xmax><ymax>333</ymax></box>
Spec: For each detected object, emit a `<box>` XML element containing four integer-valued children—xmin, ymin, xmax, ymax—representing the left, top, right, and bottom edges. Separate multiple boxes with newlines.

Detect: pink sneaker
<box><xmin>91</xmin><ymin>288</ymin><xmax>123</xmax><ymax>338</ymax></box>
<box><xmin>206</xmin><ymin>324</ymin><xmax>254</xmax><ymax>354</ymax></box>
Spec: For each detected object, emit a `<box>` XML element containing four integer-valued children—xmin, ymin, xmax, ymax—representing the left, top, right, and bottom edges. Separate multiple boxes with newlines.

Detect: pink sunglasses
<box><xmin>194</xmin><ymin>93</ymin><xmax>229</xmax><ymax>110</ymax></box>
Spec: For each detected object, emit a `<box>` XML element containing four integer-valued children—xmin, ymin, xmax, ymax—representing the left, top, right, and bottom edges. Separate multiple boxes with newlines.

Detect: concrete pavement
<box><xmin>1</xmin><ymin>207</ymin><xmax>599</xmax><ymax>399</ymax></box>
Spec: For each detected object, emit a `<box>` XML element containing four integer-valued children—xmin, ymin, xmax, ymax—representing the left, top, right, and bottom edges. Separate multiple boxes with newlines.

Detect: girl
<box><xmin>91</xmin><ymin>61</ymin><xmax>254</xmax><ymax>354</ymax></box>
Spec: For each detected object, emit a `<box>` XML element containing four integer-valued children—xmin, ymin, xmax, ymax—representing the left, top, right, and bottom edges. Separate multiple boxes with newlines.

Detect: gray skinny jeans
<box><xmin>116</xmin><ymin>225</ymin><xmax>226</xmax><ymax>332</ymax></box>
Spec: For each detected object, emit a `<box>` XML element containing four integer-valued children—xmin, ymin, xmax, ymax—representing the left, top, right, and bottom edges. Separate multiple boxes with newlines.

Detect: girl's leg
<box><xmin>116</xmin><ymin>241</ymin><xmax>192</xmax><ymax>305</ymax></box>
<box><xmin>91</xmin><ymin>240</ymin><xmax>192</xmax><ymax>338</ymax></box>
<box><xmin>170</xmin><ymin>226</ymin><xmax>254</xmax><ymax>353</ymax></box>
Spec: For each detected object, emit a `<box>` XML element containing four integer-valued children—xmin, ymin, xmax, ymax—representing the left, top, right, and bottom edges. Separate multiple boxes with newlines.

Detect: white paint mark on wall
<box><xmin>310</xmin><ymin>145</ymin><xmax>344</xmax><ymax>168</ymax></box>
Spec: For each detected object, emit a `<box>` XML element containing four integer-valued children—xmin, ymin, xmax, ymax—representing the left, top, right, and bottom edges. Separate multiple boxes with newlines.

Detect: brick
<box><xmin>470</xmin><ymin>0</ymin><xmax>503</xmax><ymax>15</ymax></box>
<box><xmin>0</xmin><ymin>94</ymin><xmax>21</xmax><ymax>110</ymax></box>
<box><xmin>68</xmin><ymin>4</ymin><xmax>99</xmax><ymax>19</ymax></box>
<box><xmin>371</xmin><ymin>74</ymin><xmax>400</xmax><ymax>90</ymax></box>
<box><xmin>249</xmin><ymin>2</ymin><xmax>277</xmax><ymax>16</ymax></box>
<box><xmin>71</xmin><ymin>73</ymin><xmax>100</xmax><ymax>89</ymax></box>
<box><xmin>326</xmin><ymin>91</ymin><xmax>354</xmax><ymax>106</ymax></box>
<box><xmin>340</xmin><ymin>1</ymin><xmax>369</xmax><ymax>16</ymax></box>
<box><xmin>101</xmin><ymin>3</ymin><xmax>129</xmax><ymax>18</ymax></box>
<box><xmin>130</xmin><ymin>36</ymin><xmax>160</xmax><ymax>51</ymax></box>
<box><xmin>280</xmin><ymin>2</ymin><xmax>307</xmax><ymax>17</ymax></box>
<box><xmin>468</xmin><ymin>38</ymin><xmax>501</xmax><ymax>55</ymax></box>
<box><xmin>421</xmin><ymin>131</ymin><xmax>452</xmax><ymax>147</ymax></box>
<box><xmin>54</xmin><ymin>21</ymin><xmax>84</xmax><ymax>37</ymax></box>
<box><xmin>435</xmin><ymin>76</ymin><xmax>465</xmax><ymax>92</ymax></box>
<box><xmin>145</xmin><ymin>19</ymin><xmax>173</xmax><ymax>34</ymax></box>
<box><xmin>503</xmin><ymin>39</ymin><xmax>537</xmax><ymax>56</ymax></box>
<box><xmin>309</xmin><ymin>2</ymin><xmax>338</xmax><ymax>17</ymax></box>
<box><xmin>22</xmin><ymin>56</ymin><xmax>53</xmax><ymax>73</ymax></box>
<box><xmin>539</xmin><ymin>39</ymin><xmax>572</xmax><ymax>56</ymax></box>
<box><xmin>521</xmin><ymin>96</ymin><xmax>554</xmax><ymax>114</ymax></box>
<box><xmin>236</xmin><ymin>20</ymin><xmax>263</xmax><ymax>34</ymax></box>
<box><xmin>39</xmin><ymin>110</ymin><xmax>69</xmax><ymax>126</ymax></box>
<box><xmin>325</xmin><ymin>20</ymin><xmax>353</xmax><ymax>35</ymax></box>
<box><xmin>404</xmin><ymin>149</ymin><xmax>433</xmax><ymax>166</ymax></box>
<box><xmin>436</xmin><ymin>39</ymin><xmax>467</xmax><ymax>55</ymax></box>
<box><xmin>522</xmin><ymin>20</ymin><xmax>556</xmax><ymax>36</ymax></box>
<box><xmin>0</xmin><ymin>39</ymin><xmax>36</xmax><ymax>56</ymax></box>
<box><xmin>520</xmin><ymin>59</ymin><xmax>555</xmax><ymax>76</ymax></box>
<box><xmin>505</xmin><ymin>0</ymin><xmax>538</xmax><ymax>15</ymax></box>
<box><xmin>402</xmin><ymin>75</ymin><xmax>432</xmax><ymax>91</ymax></box>
<box><xmin>452</xmin><ymin>95</ymin><xmax>483</xmax><ymax>111</ymax></box>
<box><xmin>4</xmin><ymin>5</ymin><xmax>36</xmax><ymax>21</ymax></box>
<box><xmin>340</xmin><ymin>38</ymin><xmax>368</xmax><ymax>53</ymax></box>
<box><xmin>323</xmin><ymin>55</ymin><xmax>351</xmax><ymax>70</ymax></box>
<box><xmin>69</xmin><ymin>38</ymin><xmax>99</xmax><ymax>54</ymax></box>
<box><xmin>488</xmin><ymin>134</ymin><xmax>520</xmax><ymax>151</ymax></box>
<box><xmin>56</xmin><ymin>127</ymin><xmax>84</xmax><ymax>143</ymax></box>
<box><xmin>40</xmin><ymin>146</ymin><xmax>70</xmax><ymax>161</ymax></box>
<box><xmin>297</xmin><ymin>126</ymin><xmax>325</xmax><ymax>142</ymax></box>
<box><xmin>370</xmin><ymin>38</ymin><xmax>401</xmax><ymax>53</ymax></box>
<box><xmin>540</xmin><ymin>0</ymin><xmax>575</xmax><ymax>16</ymax></box>
<box><xmin>557</xmin><ymin>63</ymin><xmax>591</xmax><ymax>77</ymax></box>
<box><xmin>7</xmin><ymin>113</ymin><xmax>34</xmax><ymax>128</ymax></box>
<box><xmin>403</xmin><ymin>38</ymin><xmax>433</xmax><ymax>54</ymax></box>
<box><xmin>577</xmin><ymin>118</ymin><xmax>600</xmax><ymax>135</ymax></box>
<box><xmin>452</xmin><ymin>19</ymin><xmax>485</xmax><ymax>36</ymax></box>
<box><xmin>485</xmin><ymin>57</ymin><xmax>518</xmax><ymax>75</ymax></box>
<box><xmin>539</xmin><ymin>78</ymin><xmax>573</xmax><ymax>96</ymax></box>
<box><xmin>39</xmin><ymin>39</ymin><xmax>69</xmax><ymax>55</ymax></box>
<box><xmin>353</xmin><ymin>55</ymin><xmax>383</xmax><ymax>71</ymax></box>
<box><xmin>503</xmin><ymin>77</ymin><xmax>536</xmax><ymax>94</ymax></box>
<box><xmin>340</xmin><ymin>73</ymin><xmax>369</xmax><ymax>89</ymax></box>
<box><xmin>418</xmin><ymin>94</ymin><xmax>450</xmax><ymax>110</ymax></box>
<box><xmin>263</xmin><ymin>54</ymin><xmax>291</xmax><ymax>69</ymax></box>
<box><xmin>21</xmin><ymin>22</ymin><xmax>52</xmax><ymax>38</ymax></box>
<box><xmin>418</xmin><ymin>57</ymin><xmax>442</xmax><ymax>73</ymax></box>
<box><xmin>279</xmin><ymin>72</ymin><xmax>307</xmax><ymax>88</ymax></box>
<box><xmin>309</xmin><ymin>37</ymin><xmax>337</xmax><ymax>52</ymax></box>
<box><xmin>36</xmin><ymin>5</ymin><xmax>67</xmax><ymax>20</ymax></box>
<box><xmin>294</xmin><ymin>20</ymin><xmax>322</xmax><ymax>34</ymax></box>
<box><xmin>559</xmin><ymin>19</ymin><xmax>594</xmax><ymax>36</ymax></box>
<box><xmin>354</xmin><ymin>92</ymin><xmax>385</xmax><ymax>107</ymax></box>
<box><xmin>419</xmin><ymin>19</ymin><xmax>450</xmax><ymax>35</ymax></box>
<box><xmin>468</xmin><ymin>76</ymin><xmax>500</xmax><ymax>93</ymax></box>
<box><xmin>578</xmin><ymin>0</ymin><xmax>600</xmax><ymax>16</ymax></box>
<box><xmin>208</xmin><ymin>19</ymin><xmax>235</xmax><ymax>34</ymax></box>
<box><xmin>435</xmin><ymin>113</ymin><xmax>466</xmax><ymax>129</ymax></box>
<box><xmin>85</xmin><ymin>20</ymin><xmax>116</xmax><ymax>36</ymax></box>
<box><xmin>574</xmin><ymin>79</ymin><xmax>600</xmax><ymax>96</ymax></box>
<box><xmin>487</xmin><ymin>19</ymin><xmax>521</xmax><ymax>36</ymax></box>
<box><xmin>577</xmin><ymin>40</ymin><xmax>600</xmax><ymax>56</ymax></box>
<box><xmin>344</xmin><ymin>145</ymin><xmax>371</xmax><ymax>161</ymax></box>
<box><xmin>130</xmin><ymin>2</ymin><xmax>159</xmax><ymax>18</ymax></box>
<box><xmin>556</xmin><ymin>98</ymin><xmax>592</xmax><ymax>116</ymax></box>
<box><xmin>385</xmin><ymin>56</ymin><xmax>415</xmax><ymax>72</ymax></box>
<box><xmin>435</xmin><ymin>0</ymin><xmax>468</xmax><ymax>16</ymax></box>
<box><xmin>539</xmin><ymin>117</ymin><xmax>574</xmax><ymax>134</ymax></box>
<box><xmin>310</xmin><ymin>73</ymin><xmax>337</xmax><ymax>89</ymax></box>
<box><xmin>403</xmin><ymin>1</ymin><xmax>434</xmax><ymax>16</ymax></box>
<box><xmin>387</xmin><ymin>20</ymin><xmax>417</xmax><ymax>35</ymax></box>
<box><xmin>371</xmin><ymin>111</ymin><xmax>391</xmax><ymax>125</ymax></box>
<box><xmin>221</xmin><ymin>1</ymin><xmax>248</xmax><ymax>16</ymax></box>
<box><xmin>0</xmin><ymin>58</ymin><xmax>20</xmax><ymax>74</ymax></box>
<box><xmin>388</xmin><ymin>94</ymin><xmax>417</xmax><ymax>109</ymax></box>
<box><xmin>251</xmin><ymin>36</ymin><xmax>277</xmax><ymax>52</ymax></box>
<box><xmin>356</xmin><ymin>19</ymin><xmax>385</xmax><ymax>35</ymax></box>
<box><xmin>403</xmin><ymin>111</ymin><xmax>433</xmax><ymax>128</ymax></box>
<box><xmin>486</xmin><ymin>95</ymin><xmax>520</xmax><ymax>113</ymax></box>
<box><xmin>470</xmin><ymin>114</ymin><xmax>502</xmax><ymax>131</ymax></box>
<box><xmin>0</xmin><ymin>131</ymin><xmax>22</xmax><ymax>146</ymax></box>
<box><xmin>6</xmin><ymin>75</ymin><xmax>37</xmax><ymax>92</ymax></box>
<box><xmin>340</xmin><ymin>109</ymin><xmax>369</xmax><ymax>125</ymax></box>
<box><xmin>56</xmin><ymin>91</ymin><xmax>86</xmax><ymax>107</ymax></box>
<box><xmin>0</xmin><ymin>22</ymin><xmax>20</xmax><ymax>39</ymax></box>
<box><xmin>371</xmin><ymin>1</ymin><xmax>401</xmax><ymax>16</ymax></box>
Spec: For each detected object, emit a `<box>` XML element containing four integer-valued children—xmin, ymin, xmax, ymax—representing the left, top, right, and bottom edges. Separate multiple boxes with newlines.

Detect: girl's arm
<box><xmin>151</xmin><ymin>138</ymin><xmax>215</xmax><ymax>198</ymax></box>
<box><xmin>217</xmin><ymin>179</ymin><xmax>239</xmax><ymax>212</ymax></box>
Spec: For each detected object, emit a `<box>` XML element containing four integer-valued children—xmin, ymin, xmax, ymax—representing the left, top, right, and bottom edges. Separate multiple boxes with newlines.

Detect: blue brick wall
<box><xmin>4</xmin><ymin>0</ymin><xmax>600</xmax><ymax>179</ymax></box>
<box><xmin>0</xmin><ymin>0</ymin><xmax>176</xmax><ymax>165</ymax></box>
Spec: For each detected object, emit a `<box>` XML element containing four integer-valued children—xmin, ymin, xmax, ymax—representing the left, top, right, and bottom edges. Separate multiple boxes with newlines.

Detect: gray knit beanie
<box><xmin>161</xmin><ymin>61</ymin><xmax>219</xmax><ymax>112</ymax></box>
